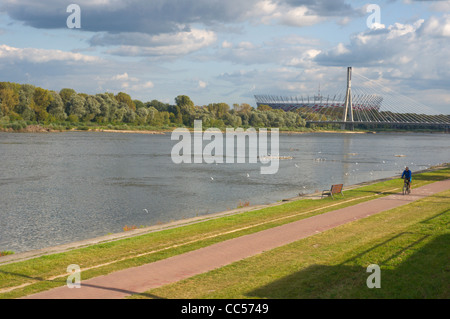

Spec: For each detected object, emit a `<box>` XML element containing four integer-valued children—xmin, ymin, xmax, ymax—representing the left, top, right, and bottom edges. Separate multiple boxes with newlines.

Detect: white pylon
<box><xmin>342</xmin><ymin>66</ymin><xmax>354</xmax><ymax>130</ymax></box>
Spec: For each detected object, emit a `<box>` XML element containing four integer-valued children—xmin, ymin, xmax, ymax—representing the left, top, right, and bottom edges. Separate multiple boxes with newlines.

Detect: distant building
<box><xmin>255</xmin><ymin>92</ymin><xmax>383</xmax><ymax>112</ymax></box>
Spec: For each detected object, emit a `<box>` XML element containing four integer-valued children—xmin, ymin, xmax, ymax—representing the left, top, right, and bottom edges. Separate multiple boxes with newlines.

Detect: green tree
<box><xmin>59</xmin><ymin>88</ymin><xmax>77</xmax><ymax>106</ymax></box>
<box><xmin>133</xmin><ymin>99</ymin><xmax>145</xmax><ymax>109</ymax></box>
<box><xmin>249</xmin><ymin>112</ymin><xmax>264</xmax><ymax>127</ymax></box>
<box><xmin>123</xmin><ymin>108</ymin><xmax>136</xmax><ymax>123</ymax></box>
<box><xmin>136</xmin><ymin>107</ymin><xmax>149</xmax><ymax>125</ymax></box>
<box><xmin>0</xmin><ymin>87</ymin><xmax>19</xmax><ymax>115</ymax></box>
<box><xmin>95</xmin><ymin>93</ymin><xmax>117</xmax><ymax>122</ymax></box>
<box><xmin>175</xmin><ymin>95</ymin><xmax>194</xmax><ymax>108</ymax></box>
<box><xmin>110</xmin><ymin>102</ymin><xmax>127</xmax><ymax>123</ymax></box>
<box><xmin>234</xmin><ymin>103</ymin><xmax>253</xmax><ymax>115</ymax></box>
<box><xmin>207</xmin><ymin>103</ymin><xmax>230</xmax><ymax>119</ymax></box>
<box><xmin>115</xmin><ymin>92</ymin><xmax>135</xmax><ymax>111</ymax></box>
<box><xmin>15</xmin><ymin>84</ymin><xmax>36</xmax><ymax>119</ymax></box>
<box><xmin>84</xmin><ymin>95</ymin><xmax>101</xmax><ymax>121</ymax></box>
<box><xmin>47</xmin><ymin>91</ymin><xmax>67</xmax><ymax>121</ymax></box>
<box><xmin>146</xmin><ymin>100</ymin><xmax>169</xmax><ymax>112</ymax></box>
<box><xmin>147</xmin><ymin>107</ymin><xmax>159</xmax><ymax>125</ymax></box>
<box><xmin>33</xmin><ymin>87</ymin><xmax>53</xmax><ymax>121</ymax></box>
<box><xmin>33</xmin><ymin>88</ymin><xmax>53</xmax><ymax>110</ymax></box>
<box><xmin>66</xmin><ymin>94</ymin><xmax>86</xmax><ymax>120</ymax></box>
<box><xmin>257</xmin><ymin>104</ymin><xmax>272</xmax><ymax>111</ymax></box>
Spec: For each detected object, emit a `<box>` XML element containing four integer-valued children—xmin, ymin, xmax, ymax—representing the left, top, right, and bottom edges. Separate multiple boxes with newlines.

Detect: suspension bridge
<box><xmin>255</xmin><ymin>67</ymin><xmax>450</xmax><ymax>130</ymax></box>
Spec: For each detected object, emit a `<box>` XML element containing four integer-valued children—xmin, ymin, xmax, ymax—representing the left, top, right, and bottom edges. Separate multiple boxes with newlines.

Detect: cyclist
<box><xmin>401</xmin><ymin>167</ymin><xmax>412</xmax><ymax>191</ymax></box>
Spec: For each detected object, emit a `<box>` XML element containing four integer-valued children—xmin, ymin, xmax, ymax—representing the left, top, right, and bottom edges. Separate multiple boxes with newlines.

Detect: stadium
<box><xmin>254</xmin><ymin>92</ymin><xmax>383</xmax><ymax>113</ymax></box>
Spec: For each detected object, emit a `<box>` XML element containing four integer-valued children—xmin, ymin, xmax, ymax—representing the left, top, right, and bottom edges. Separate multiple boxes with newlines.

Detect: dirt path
<box><xmin>22</xmin><ymin>179</ymin><xmax>450</xmax><ymax>299</ymax></box>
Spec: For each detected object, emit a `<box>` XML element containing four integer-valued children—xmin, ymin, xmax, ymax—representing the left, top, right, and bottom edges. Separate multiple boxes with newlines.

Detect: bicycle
<box><xmin>402</xmin><ymin>178</ymin><xmax>411</xmax><ymax>195</ymax></box>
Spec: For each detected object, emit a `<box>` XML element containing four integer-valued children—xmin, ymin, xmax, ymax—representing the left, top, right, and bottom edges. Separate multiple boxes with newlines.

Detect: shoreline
<box><xmin>2</xmin><ymin>162</ymin><xmax>448</xmax><ymax>266</ymax></box>
<box><xmin>1</xmin><ymin>124</ymin><xmax>448</xmax><ymax>135</ymax></box>
<box><xmin>90</xmin><ymin>129</ymin><xmax>166</xmax><ymax>135</ymax></box>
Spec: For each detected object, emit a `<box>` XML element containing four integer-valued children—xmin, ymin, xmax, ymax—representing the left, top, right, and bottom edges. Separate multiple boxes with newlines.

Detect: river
<box><xmin>0</xmin><ymin>131</ymin><xmax>448</xmax><ymax>253</ymax></box>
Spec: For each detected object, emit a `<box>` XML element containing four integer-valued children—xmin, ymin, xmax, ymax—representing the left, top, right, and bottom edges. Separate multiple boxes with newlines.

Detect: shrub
<box><xmin>0</xmin><ymin>250</ymin><xmax>14</xmax><ymax>257</ymax></box>
<box><xmin>123</xmin><ymin>225</ymin><xmax>138</xmax><ymax>232</ymax></box>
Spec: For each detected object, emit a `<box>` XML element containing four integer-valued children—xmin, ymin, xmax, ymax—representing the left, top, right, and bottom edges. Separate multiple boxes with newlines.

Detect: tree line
<box><xmin>3</xmin><ymin>81</ymin><xmax>445</xmax><ymax>131</ymax></box>
<box><xmin>0</xmin><ymin>81</ymin><xmax>310</xmax><ymax>130</ymax></box>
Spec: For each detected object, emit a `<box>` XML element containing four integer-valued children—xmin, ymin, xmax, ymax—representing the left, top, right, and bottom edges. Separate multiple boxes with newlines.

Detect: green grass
<box><xmin>0</xmin><ymin>165</ymin><xmax>449</xmax><ymax>299</ymax></box>
<box><xmin>131</xmin><ymin>189</ymin><xmax>450</xmax><ymax>299</ymax></box>
<box><xmin>0</xmin><ymin>252</ymin><xmax>14</xmax><ymax>257</ymax></box>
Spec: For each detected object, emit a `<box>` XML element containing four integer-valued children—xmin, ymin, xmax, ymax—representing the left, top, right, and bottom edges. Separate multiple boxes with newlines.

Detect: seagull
<box><xmin>143</xmin><ymin>209</ymin><xmax>149</xmax><ymax>214</ymax></box>
<box><xmin>295</xmin><ymin>163</ymin><xmax>299</xmax><ymax>168</ymax></box>
<box><xmin>211</xmin><ymin>177</ymin><xmax>214</xmax><ymax>181</ymax></box>
<box><xmin>246</xmin><ymin>173</ymin><xmax>250</xmax><ymax>178</ymax></box>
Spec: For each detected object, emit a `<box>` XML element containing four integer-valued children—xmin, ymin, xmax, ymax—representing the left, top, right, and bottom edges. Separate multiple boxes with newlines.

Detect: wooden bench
<box><xmin>321</xmin><ymin>184</ymin><xmax>344</xmax><ymax>199</ymax></box>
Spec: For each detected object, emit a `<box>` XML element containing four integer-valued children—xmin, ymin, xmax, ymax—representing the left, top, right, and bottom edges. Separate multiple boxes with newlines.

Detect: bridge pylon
<box><xmin>341</xmin><ymin>67</ymin><xmax>354</xmax><ymax>130</ymax></box>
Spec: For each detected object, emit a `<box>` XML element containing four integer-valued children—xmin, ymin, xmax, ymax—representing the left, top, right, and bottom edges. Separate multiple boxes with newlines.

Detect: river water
<box><xmin>0</xmin><ymin>131</ymin><xmax>448</xmax><ymax>253</ymax></box>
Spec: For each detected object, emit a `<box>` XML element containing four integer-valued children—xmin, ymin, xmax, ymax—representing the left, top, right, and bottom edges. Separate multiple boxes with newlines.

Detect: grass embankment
<box><xmin>134</xmin><ymin>188</ymin><xmax>449</xmax><ymax>299</ymax></box>
<box><xmin>0</xmin><ymin>165</ymin><xmax>449</xmax><ymax>299</ymax></box>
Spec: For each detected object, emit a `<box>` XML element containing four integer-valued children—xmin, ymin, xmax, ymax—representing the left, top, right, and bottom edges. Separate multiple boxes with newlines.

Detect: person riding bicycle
<box><xmin>401</xmin><ymin>167</ymin><xmax>412</xmax><ymax>188</ymax></box>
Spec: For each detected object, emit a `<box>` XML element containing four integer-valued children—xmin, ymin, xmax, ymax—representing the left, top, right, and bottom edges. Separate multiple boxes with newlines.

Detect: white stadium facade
<box><xmin>254</xmin><ymin>93</ymin><xmax>383</xmax><ymax>113</ymax></box>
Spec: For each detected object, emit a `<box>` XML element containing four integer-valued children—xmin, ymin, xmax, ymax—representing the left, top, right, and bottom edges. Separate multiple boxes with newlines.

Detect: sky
<box><xmin>0</xmin><ymin>0</ymin><xmax>449</xmax><ymax>113</ymax></box>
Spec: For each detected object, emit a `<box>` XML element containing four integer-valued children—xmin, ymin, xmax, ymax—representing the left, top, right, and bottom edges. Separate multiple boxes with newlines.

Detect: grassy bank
<box><xmin>134</xmin><ymin>188</ymin><xmax>449</xmax><ymax>299</ymax></box>
<box><xmin>0</xmin><ymin>165</ymin><xmax>449</xmax><ymax>299</ymax></box>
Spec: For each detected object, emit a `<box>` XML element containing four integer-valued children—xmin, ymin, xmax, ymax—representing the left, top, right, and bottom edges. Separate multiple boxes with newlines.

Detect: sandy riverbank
<box><xmin>1</xmin><ymin>124</ymin><xmax>376</xmax><ymax>135</ymax></box>
<box><xmin>91</xmin><ymin>129</ymin><xmax>167</xmax><ymax>135</ymax></box>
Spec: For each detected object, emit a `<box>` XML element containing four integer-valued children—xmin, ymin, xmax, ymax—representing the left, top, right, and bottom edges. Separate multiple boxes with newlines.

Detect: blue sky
<box><xmin>0</xmin><ymin>0</ymin><xmax>449</xmax><ymax>113</ymax></box>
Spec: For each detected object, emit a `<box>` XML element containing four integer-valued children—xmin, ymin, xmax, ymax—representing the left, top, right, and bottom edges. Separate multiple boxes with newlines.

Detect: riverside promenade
<box><xmin>22</xmin><ymin>178</ymin><xmax>450</xmax><ymax>299</ymax></box>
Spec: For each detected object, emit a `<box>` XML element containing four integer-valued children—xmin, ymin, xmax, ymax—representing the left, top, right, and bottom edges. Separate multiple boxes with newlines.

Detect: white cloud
<box><xmin>222</xmin><ymin>41</ymin><xmax>233</xmax><ymax>49</ymax></box>
<box><xmin>236</xmin><ymin>41</ymin><xmax>257</xmax><ymax>50</ymax></box>
<box><xmin>110</xmin><ymin>72</ymin><xmax>149</xmax><ymax>91</ymax></box>
<box><xmin>428</xmin><ymin>1</ymin><xmax>450</xmax><ymax>12</ymax></box>
<box><xmin>104</xmin><ymin>28</ymin><xmax>217</xmax><ymax>57</ymax></box>
<box><xmin>111</xmin><ymin>72</ymin><xmax>138</xmax><ymax>82</ymax></box>
<box><xmin>277</xmin><ymin>6</ymin><xmax>324</xmax><ymax>27</ymax></box>
<box><xmin>130</xmin><ymin>81</ymin><xmax>154</xmax><ymax>91</ymax></box>
<box><xmin>285</xmin><ymin>49</ymin><xmax>321</xmax><ymax>67</ymax></box>
<box><xmin>253</xmin><ymin>2</ymin><xmax>325</xmax><ymax>27</ymax></box>
<box><xmin>418</xmin><ymin>15</ymin><xmax>450</xmax><ymax>37</ymax></box>
<box><xmin>335</xmin><ymin>43</ymin><xmax>350</xmax><ymax>55</ymax></box>
<box><xmin>198</xmin><ymin>80</ymin><xmax>207</xmax><ymax>89</ymax></box>
<box><xmin>0</xmin><ymin>44</ymin><xmax>101</xmax><ymax>63</ymax></box>
<box><xmin>216</xmin><ymin>34</ymin><xmax>323</xmax><ymax>67</ymax></box>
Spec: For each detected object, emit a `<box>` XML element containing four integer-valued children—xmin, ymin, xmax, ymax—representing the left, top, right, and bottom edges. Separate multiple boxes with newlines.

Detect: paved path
<box><xmin>22</xmin><ymin>179</ymin><xmax>450</xmax><ymax>299</ymax></box>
